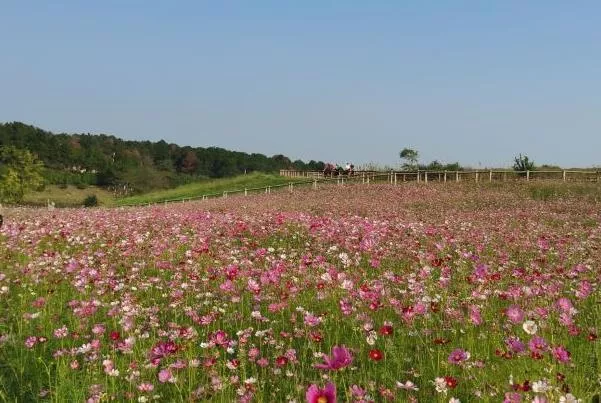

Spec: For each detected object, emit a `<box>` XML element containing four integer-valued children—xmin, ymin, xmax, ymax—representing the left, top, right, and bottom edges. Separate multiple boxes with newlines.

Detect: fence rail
<box><xmin>280</xmin><ymin>169</ymin><xmax>601</xmax><ymax>184</ymax></box>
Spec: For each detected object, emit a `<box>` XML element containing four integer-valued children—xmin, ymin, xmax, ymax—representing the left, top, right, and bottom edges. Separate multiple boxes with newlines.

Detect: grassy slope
<box><xmin>23</xmin><ymin>185</ymin><xmax>116</xmax><ymax>207</ymax></box>
<box><xmin>116</xmin><ymin>172</ymin><xmax>306</xmax><ymax>206</ymax></box>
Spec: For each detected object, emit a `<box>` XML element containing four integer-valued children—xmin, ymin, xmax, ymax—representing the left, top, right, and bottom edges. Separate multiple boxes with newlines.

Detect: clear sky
<box><xmin>1</xmin><ymin>1</ymin><xmax>600</xmax><ymax>168</ymax></box>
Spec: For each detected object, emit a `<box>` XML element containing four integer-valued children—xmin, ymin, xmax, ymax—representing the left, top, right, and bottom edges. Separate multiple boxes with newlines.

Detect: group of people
<box><xmin>323</xmin><ymin>162</ymin><xmax>355</xmax><ymax>177</ymax></box>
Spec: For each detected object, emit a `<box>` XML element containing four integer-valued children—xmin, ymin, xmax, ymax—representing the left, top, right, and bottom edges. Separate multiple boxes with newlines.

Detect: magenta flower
<box><xmin>505</xmin><ymin>336</ymin><xmax>525</xmax><ymax>353</ymax></box>
<box><xmin>315</xmin><ymin>345</ymin><xmax>353</xmax><ymax>370</ymax></box>
<box><xmin>552</xmin><ymin>345</ymin><xmax>571</xmax><ymax>363</ymax></box>
<box><xmin>149</xmin><ymin>340</ymin><xmax>179</xmax><ymax>365</ymax></box>
<box><xmin>448</xmin><ymin>348</ymin><xmax>470</xmax><ymax>365</ymax></box>
<box><xmin>505</xmin><ymin>305</ymin><xmax>525</xmax><ymax>324</ymax></box>
<box><xmin>306</xmin><ymin>382</ymin><xmax>336</xmax><ymax>403</ymax></box>
<box><xmin>528</xmin><ymin>336</ymin><xmax>548</xmax><ymax>353</ymax></box>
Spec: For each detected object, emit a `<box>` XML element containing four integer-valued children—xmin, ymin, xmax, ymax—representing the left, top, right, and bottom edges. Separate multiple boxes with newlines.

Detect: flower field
<box><xmin>1</xmin><ymin>183</ymin><xmax>600</xmax><ymax>402</ymax></box>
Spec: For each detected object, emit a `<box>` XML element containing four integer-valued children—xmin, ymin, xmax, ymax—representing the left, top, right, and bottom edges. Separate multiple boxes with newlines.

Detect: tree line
<box><xmin>0</xmin><ymin>122</ymin><xmax>325</xmax><ymax>193</ymax></box>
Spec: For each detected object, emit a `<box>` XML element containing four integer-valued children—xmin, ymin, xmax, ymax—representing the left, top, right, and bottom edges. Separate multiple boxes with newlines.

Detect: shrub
<box><xmin>513</xmin><ymin>154</ymin><xmax>535</xmax><ymax>172</ymax></box>
<box><xmin>83</xmin><ymin>195</ymin><xmax>98</xmax><ymax>207</ymax></box>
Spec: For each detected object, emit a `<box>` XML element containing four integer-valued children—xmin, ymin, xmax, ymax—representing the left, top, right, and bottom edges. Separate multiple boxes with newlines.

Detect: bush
<box><xmin>75</xmin><ymin>182</ymin><xmax>88</xmax><ymax>189</ymax></box>
<box><xmin>83</xmin><ymin>195</ymin><xmax>98</xmax><ymax>207</ymax></box>
<box><xmin>513</xmin><ymin>154</ymin><xmax>535</xmax><ymax>172</ymax></box>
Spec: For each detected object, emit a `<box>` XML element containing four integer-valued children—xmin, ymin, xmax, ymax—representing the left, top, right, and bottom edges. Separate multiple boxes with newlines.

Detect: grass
<box><xmin>116</xmin><ymin>172</ymin><xmax>307</xmax><ymax>206</ymax></box>
<box><xmin>526</xmin><ymin>182</ymin><xmax>601</xmax><ymax>202</ymax></box>
<box><xmin>22</xmin><ymin>185</ymin><xmax>116</xmax><ymax>207</ymax></box>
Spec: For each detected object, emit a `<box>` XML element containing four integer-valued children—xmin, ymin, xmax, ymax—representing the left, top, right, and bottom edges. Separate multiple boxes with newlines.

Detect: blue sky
<box><xmin>1</xmin><ymin>1</ymin><xmax>600</xmax><ymax>168</ymax></box>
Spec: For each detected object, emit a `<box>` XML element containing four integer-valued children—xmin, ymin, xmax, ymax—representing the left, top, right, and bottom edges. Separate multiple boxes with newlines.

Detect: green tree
<box><xmin>399</xmin><ymin>148</ymin><xmax>419</xmax><ymax>170</ymax></box>
<box><xmin>513</xmin><ymin>154</ymin><xmax>535</xmax><ymax>172</ymax></box>
<box><xmin>0</xmin><ymin>146</ymin><xmax>44</xmax><ymax>203</ymax></box>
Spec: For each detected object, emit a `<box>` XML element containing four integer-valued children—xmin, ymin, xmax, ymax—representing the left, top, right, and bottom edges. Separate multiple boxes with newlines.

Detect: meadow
<box><xmin>0</xmin><ymin>182</ymin><xmax>599</xmax><ymax>402</ymax></box>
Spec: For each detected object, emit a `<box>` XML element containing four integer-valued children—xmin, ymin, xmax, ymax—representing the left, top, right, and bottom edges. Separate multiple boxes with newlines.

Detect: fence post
<box><xmin>394</xmin><ymin>173</ymin><xmax>397</xmax><ymax>185</ymax></box>
<box><xmin>313</xmin><ymin>179</ymin><xmax>317</xmax><ymax>189</ymax></box>
<box><xmin>245</xmin><ymin>188</ymin><xmax>248</xmax><ymax>196</ymax></box>
<box><xmin>597</xmin><ymin>170</ymin><xmax>600</xmax><ymax>183</ymax></box>
<box><xmin>456</xmin><ymin>171</ymin><xmax>459</xmax><ymax>182</ymax></box>
<box><xmin>475</xmin><ymin>171</ymin><xmax>479</xmax><ymax>183</ymax></box>
<box><xmin>367</xmin><ymin>176</ymin><xmax>370</xmax><ymax>184</ymax></box>
<box><xmin>417</xmin><ymin>170</ymin><xmax>420</xmax><ymax>183</ymax></box>
<box><xmin>563</xmin><ymin>170</ymin><xmax>566</xmax><ymax>182</ymax></box>
<box><xmin>425</xmin><ymin>171</ymin><xmax>428</xmax><ymax>183</ymax></box>
<box><xmin>403</xmin><ymin>173</ymin><xmax>406</xmax><ymax>182</ymax></box>
<box><xmin>489</xmin><ymin>170</ymin><xmax>492</xmax><ymax>182</ymax></box>
<box><xmin>526</xmin><ymin>171</ymin><xmax>530</xmax><ymax>181</ymax></box>
<box><xmin>444</xmin><ymin>170</ymin><xmax>447</xmax><ymax>183</ymax></box>
<box><xmin>362</xmin><ymin>172</ymin><xmax>365</xmax><ymax>184</ymax></box>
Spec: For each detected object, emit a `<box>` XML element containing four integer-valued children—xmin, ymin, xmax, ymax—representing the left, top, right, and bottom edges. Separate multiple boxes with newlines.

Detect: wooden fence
<box><xmin>280</xmin><ymin>169</ymin><xmax>601</xmax><ymax>184</ymax></box>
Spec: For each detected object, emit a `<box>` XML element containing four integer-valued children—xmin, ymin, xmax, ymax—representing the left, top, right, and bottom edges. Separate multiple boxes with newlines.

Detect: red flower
<box><xmin>109</xmin><ymin>331</ymin><xmax>120</xmax><ymax>341</ymax></box>
<box><xmin>310</xmin><ymin>331</ymin><xmax>323</xmax><ymax>343</ymax></box>
<box><xmin>379</xmin><ymin>325</ymin><xmax>393</xmax><ymax>336</ymax></box>
<box><xmin>588</xmin><ymin>332</ymin><xmax>598</xmax><ymax>342</ymax></box>
<box><xmin>276</xmin><ymin>356</ymin><xmax>289</xmax><ymax>367</ymax></box>
<box><xmin>369</xmin><ymin>349</ymin><xmax>383</xmax><ymax>361</ymax></box>
<box><xmin>444</xmin><ymin>376</ymin><xmax>458</xmax><ymax>389</ymax></box>
<box><xmin>512</xmin><ymin>380</ymin><xmax>531</xmax><ymax>392</ymax></box>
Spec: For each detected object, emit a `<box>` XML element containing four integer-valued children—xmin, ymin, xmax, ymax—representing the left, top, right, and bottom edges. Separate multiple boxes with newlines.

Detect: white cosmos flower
<box><xmin>523</xmin><ymin>320</ymin><xmax>538</xmax><ymax>335</ymax></box>
<box><xmin>532</xmin><ymin>379</ymin><xmax>550</xmax><ymax>393</ymax></box>
<box><xmin>434</xmin><ymin>377</ymin><xmax>447</xmax><ymax>394</ymax></box>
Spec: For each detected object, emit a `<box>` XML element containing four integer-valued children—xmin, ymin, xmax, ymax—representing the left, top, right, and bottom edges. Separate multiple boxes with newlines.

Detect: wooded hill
<box><xmin>0</xmin><ymin>122</ymin><xmax>324</xmax><ymax>193</ymax></box>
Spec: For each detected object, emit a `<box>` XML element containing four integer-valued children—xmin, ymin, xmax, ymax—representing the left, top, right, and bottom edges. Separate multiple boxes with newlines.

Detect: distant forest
<box><xmin>0</xmin><ymin>122</ymin><xmax>325</xmax><ymax>193</ymax></box>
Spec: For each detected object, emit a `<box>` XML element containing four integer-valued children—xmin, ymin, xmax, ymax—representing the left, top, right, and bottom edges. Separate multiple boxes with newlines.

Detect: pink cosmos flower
<box><xmin>575</xmin><ymin>280</ymin><xmax>592</xmax><ymax>299</ymax></box>
<box><xmin>91</xmin><ymin>324</ymin><xmax>105</xmax><ymax>335</ymax></box>
<box><xmin>552</xmin><ymin>346</ymin><xmax>571</xmax><ymax>363</ymax></box>
<box><xmin>556</xmin><ymin>298</ymin><xmax>574</xmax><ymax>313</ymax></box>
<box><xmin>315</xmin><ymin>345</ymin><xmax>353</xmax><ymax>370</ymax></box>
<box><xmin>256</xmin><ymin>357</ymin><xmax>269</xmax><ymax>367</ymax></box>
<box><xmin>25</xmin><ymin>336</ymin><xmax>37</xmax><ymax>348</ymax></box>
<box><xmin>528</xmin><ymin>336</ymin><xmax>548</xmax><ymax>353</ymax></box>
<box><xmin>350</xmin><ymin>385</ymin><xmax>366</xmax><ymax>398</ymax></box>
<box><xmin>304</xmin><ymin>313</ymin><xmax>322</xmax><ymax>327</ymax></box>
<box><xmin>469</xmin><ymin>305</ymin><xmax>483</xmax><ymax>325</ymax></box>
<box><xmin>506</xmin><ymin>305</ymin><xmax>525</xmax><ymax>324</ymax></box>
<box><xmin>504</xmin><ymin>392</ymin><xmax>522</xmax><ymax>402</ymax></box>
<box><xmin>448</xmin><ymin>348</ymin><xmax>470</xmax><ymax>365</ymax></box>
<box><xmin>53</xmin><ymin>326</ymin><xmax>69</xmax><ymax>339</ymax></box>
<box><xmin>306</xmin><ymin>382</ymin><xmax>336</xmax><ymax>403</ymax></box>
<box><xmin>137</xmin><ymin>383</ymin><xmax>154</xmax><ymax>392</ymax></box>
<box><xmin>158</xmin><ymin>369</ymin><xmax>173</xmax><ymax>383</ymax></box>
